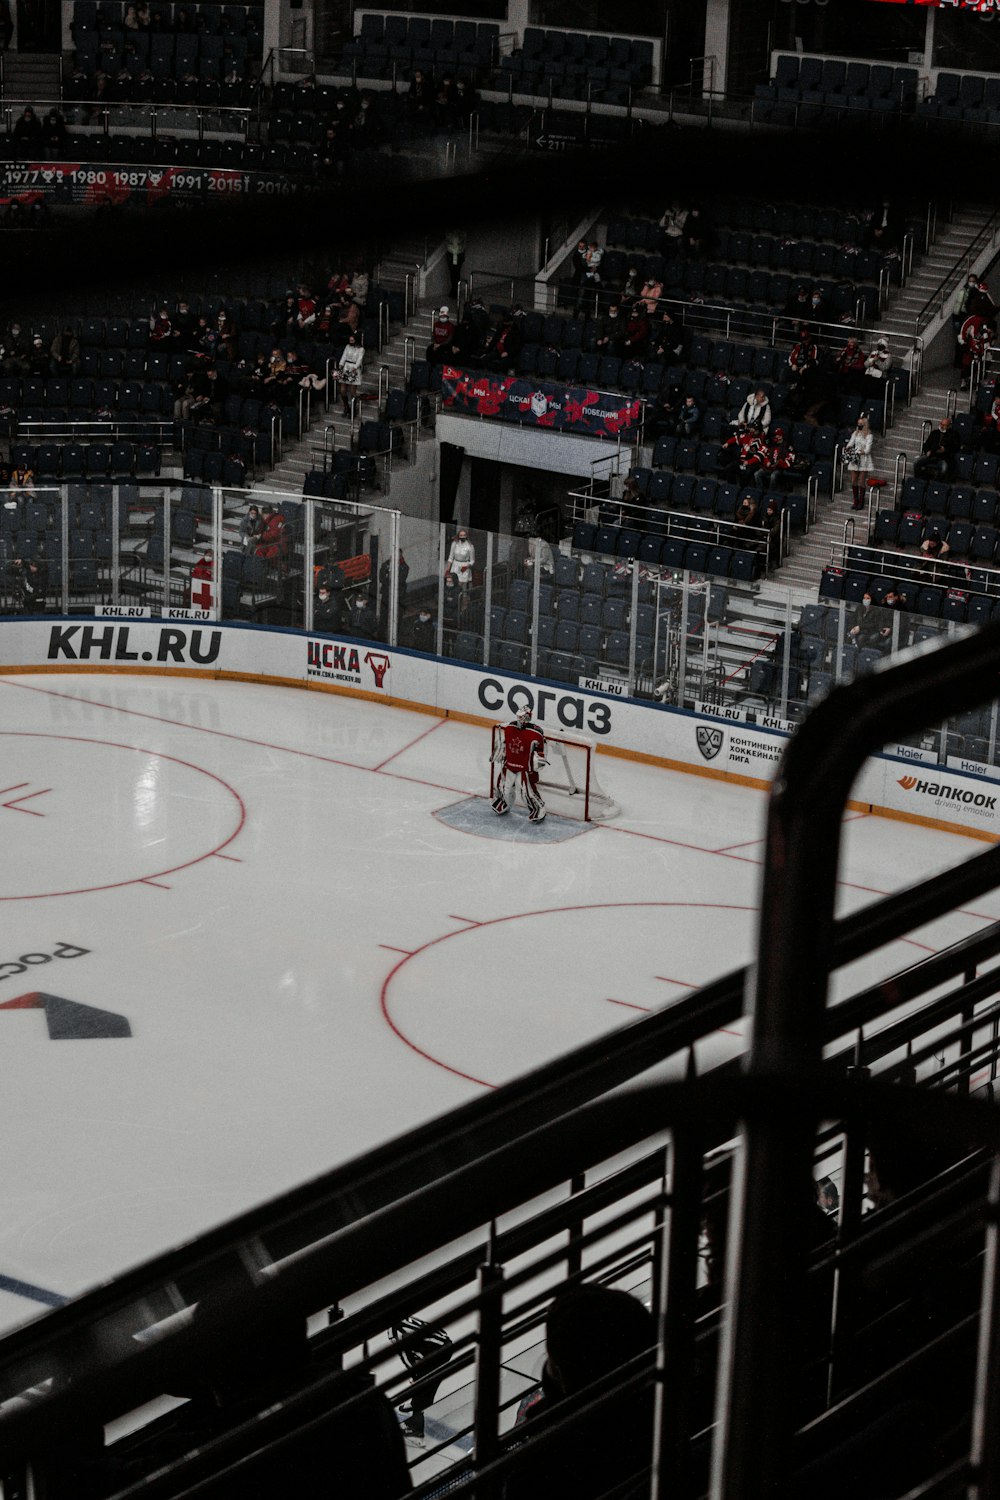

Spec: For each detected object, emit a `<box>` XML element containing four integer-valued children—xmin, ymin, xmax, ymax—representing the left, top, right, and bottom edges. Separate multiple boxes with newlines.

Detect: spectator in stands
<box><xmin>807</xmin><ymin>288</ymin><xmax>829</xmax><ymax>325</ymax></box>
<box><xmin>735</xmin><ymin>490</ymin><xmax>759</xmax><ymax>527</ymax></box>
<box><xmin>503</xmin><ymin>1285</ymin><xmax>655</xmax><ymax>1500</ymax></box>
<box><xmin>833</xmin><ymin>334</ymin><xmax>866</xmax><ymax>394</ymax></box>
<box><xmin>861</xmin><ymin>337</ymin><xmax>892</xmax><ymax>407</ymax></box>
<box><xmin>149</xmin><ymin>305</ymin><xmax>173</xmax><ymax>343</ymax></box>
<box><xmin>659</xmin><ymin>202</ymin><xmax>687</xmax><ymax>250</ymax></box>
<box><xmin>2</xmin><ymin>323</ymin><xmax>29</xmax><ymax>376</ymax></box>
<box><xmin>623</xmin><ymin>301</ymin><xmax>650</xmax><ymax>358</ymax></box>
<box><xmin>914</xmin><ymin>417</ymin><xmax>959</xmax><ymax>481</ymax></box>
<box><xmin>574</xmin><ymin>242</ymin><xmax>603</xmax><ymax>314</ymax></box>
<box><xmin>735</xmin><ymin>387</ymin><xmax>772</xmax><ymax>433</ymax></box>
<box><xmin>596</xmin><ymin>303</ymin><xmax>626</xmax><ymax>358</ymax></box>
<box><xmin>49</xmin><ymin>326</ymin><xmax>80</xmax><ymax>376</ymax></box>
<box><xmin>391</xmin><ymin>1318</ymin><xmax>453</xmax><ymax>1446</ymax></box>
<box><xmin>11</xmin><ymin>556</ymin><xmax>46</xmax><ymax>612</ymax></box>
<box><xmin>756</xmin><ymin>426</ymin><xmax>796</xmax><ymax>492</ymax></box>
<box><xmin>570</xmin><ymin>238</ymin><xmax>588</xmax><ymax>285</ymax></box>
<box><xmin>783</xmin><ymin>284</ymin><xmax>812</xmax><ymax>325</ymax></box>
<box><xmin>378</xmin><ymin>549</ymin><xmax>409</xmax><ymax>637</ymax></box>
<box><xmin>41</xmin><ymin>108</ymin><xmax>68</xmax><ymax>158</ymax></box>
<box><xmin>706</xmin><ymin>367</ymin><xmax>731</xmax><ymax>407</ymax></box>
<box><xmin>171</xmin><ymin>298</ymin><xmax>195</xmax><ymax>345</ymax></box>
<box><xmin>12</xmin><ymin>106</ymin><xmax>41</xmax><ymax>146</ymax></box>
<box><xmin>454</xmin><ymin>77</ymin><xmax>477</xmax><ymax>123</ymax></box>
<box><xmin>350</xmin><ymin>267</ymin><xmax>369</xmax><ymax>308</ymax></box>
<box><xmin>919</xmin><ymin>533</ymin><xmax>951</xmax><ymax>578</ymax></box>
<box><xmin>761</xmin><ymin>496</ymin><xmax>782</xmax><ymax>568</ymax></box>
<box><xmin>844</xmin><ymin>415</ymin><xmax>875</xmax><ymax>509</ymax></box>
<box><xmin>650</xmin><ymin>383</ymin><xmax>683</xmax><ymax>437</ymax></box>
<box><xmin>427</xmin><ymin>305</ymin><xmax>455</xmax><ymax>365</ymax></box>
<box><xmin>620</xmin><ymin>265</ymin><xmax>642</xmax><ymax>305</ymax></box>
<box><xmin>482</xmin><ymin>313</ymin><xmax>521</xmax><ymax>373</ymax></box>
<box><xmin>681</xmin><ymin>204</ymin><xmax>711</xmax><ymax>259</ymax></box>
<box><xmin>408</xmin><ymin>69</ymin><xmax>434</xmax><ymax>124</ymax></box>
<box><xmin>256</xmin><ymin>506</ymin><xmax>290</xmax><ymax>571</ymax></box>
<box><xmin>638</xmin><ymin>274</ymin><xmax>663</xmax><ymax>315</ymax></box>
<box><xmin>337</xmin><ymin>334</ymin><xmax>364</xmax><ymax>414</ymax></box>
<box><xmin>26</xmin><ymin>335</ymin><xmax>48</xmax><ymax>378</ymax></box>
<box><xmin>650</xmin><ymin>309</ymin><xmax>689</xmax><ymax>364</ymax></box>
<box><xmin>786</xmin><ymin>327</ymin><xmax>819</xmax><ymax>417</ymax></box>
<box><xmin>446</xmin><ymin>527</ymin><xmax>475</xmax><ymax>591</ymax></box>
<box><xmin>980</xmin><ymin>391</ymin><xmax>1000</xmax><ymax>453</ymax></box>
<box><xmin>674</xmin><ymin>393</ymin><xmax>701</xmax><ymax>437</ymax></box>
<box><xmin>957</xmin><ymin>310</ymin><xmax>993</xmax><ymax>391</ymax></box>
<box><xmin>123</xmin><ymin>1</ymin><xmax>139</xmax><ymax>24</ymax></box>
<box><xmin>239</xmin><ymin>504</ymin><xmax>263</xmax><ymax>552</ymax></box>
<box><xmin>314</xmin><ymin>582</ymin><xmax>345</xmax><ymax>632</ymax></box>
<box><xmin>816</xmin><ymin>1178</ymin><xmax>840</xmax><ymax>1219</ymax></box>
<box><xmin>7</xmin><ymin>461</ymin><xmax>34</xmax><ymax>496</ymax></box>
<box><xmin>847</xmin><ymin>592</ymin><xmax>891</xmax><ymax>656</ymax></box>
<box><xmin>351</xmin><ymin>94</ymin><xmax>381</xmax><ymax>149</ymax></box>
<box><xmin>953</xmin><ymin>274</ymin><xmax>997</xmax><ymax>350</ymax></box>
<box><xmin>719</xmin><ymin>423</ymin><xmax>766</xmax><ymax>485</ymax></box>
<box><xmin>865</xmin><ymin>197</ymin><xmax>902</xmax><ymax>253</ymax></box>
<box><xmin>347</xmin><ymin>589</ymin><xmax>379</xmax><ymax>640</ymax></box>
<box><xmin>434</xmin><ymin>76</ymin><xmax>459</xmax><ymax>130</ymax></box>
<box><xmin>409</xmin><ymin>606</ymin><xmax>435</xmax><ymax>652</ymax></box>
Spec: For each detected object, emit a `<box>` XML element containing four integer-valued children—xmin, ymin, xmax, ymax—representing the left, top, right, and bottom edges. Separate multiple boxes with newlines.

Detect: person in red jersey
<box><xmin>492</xmin><ymin>707</ymin><xmax>548</xmax><ymax>823</ymax></box>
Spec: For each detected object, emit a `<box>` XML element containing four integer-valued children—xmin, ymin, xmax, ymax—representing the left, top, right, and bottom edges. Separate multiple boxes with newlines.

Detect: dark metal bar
<box><xmin>970</xmin><ymin>1160</ymin><xmax>1000</xmax><ymax>1500</ymax></box>
<box><xmin>714</xmin><ymin>623</ymin><xmax>1000</xmax><ymax>1500</ymax></box>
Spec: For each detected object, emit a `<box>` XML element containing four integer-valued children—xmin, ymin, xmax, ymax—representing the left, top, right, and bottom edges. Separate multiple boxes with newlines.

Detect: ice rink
<box><xmin>1</xmin><ymin>669</ymin><xmax>997</xmax><ymax>1337</ymax></box>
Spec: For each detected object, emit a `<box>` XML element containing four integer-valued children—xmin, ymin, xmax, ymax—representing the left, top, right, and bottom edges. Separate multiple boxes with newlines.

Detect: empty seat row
<box><xmin>897</xmin><ymin>477</ymin><xmax>1000</xmax><ymax>521</ymax></box>
<box><xmin>342</xmin><ymin>15</ymin><xmax>498</xmax><ymax>72</ymax></box>
<box><xmin>917</xmin><ymin>72</ymin><xmax>1000</xmax><ymax>124</ymax></box>
<box><xmin>761</xmin><ymin>55</ymin><xmax>918</xmax><ymax>104</ymax></box>
<box><xmin>6</xmin><ymin>441</ymin><xmax>160</xmax><ymax>477</ymax></box>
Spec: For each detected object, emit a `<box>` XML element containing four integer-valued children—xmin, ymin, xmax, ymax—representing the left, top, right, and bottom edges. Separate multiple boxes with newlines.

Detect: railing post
<box><xmin>472</xmin><ymin>1244</ymin><xmax>505</xmax><ymax>1498</ymax></box>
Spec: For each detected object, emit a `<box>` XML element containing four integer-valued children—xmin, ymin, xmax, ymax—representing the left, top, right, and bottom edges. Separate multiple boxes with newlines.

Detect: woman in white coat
<box><xmin>446</xmin><ymin>528</ymin><xmax>475</xmax><ymax>591</ymax></box>
<box><xmin>337</xmin><ymin>334</ymin><xmax>364</xmax><ymax>415</ymax></box>
<box><xmin>844</xmin><ymin>414</ymin><xmax>874</xmax><ymax>509</ymax></box>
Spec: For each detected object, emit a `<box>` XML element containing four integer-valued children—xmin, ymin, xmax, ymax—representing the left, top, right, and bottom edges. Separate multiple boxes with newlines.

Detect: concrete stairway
<box><xmin>773</xmin><ymin>373</ymin><xmax>956</xmax><ymax>594</ymax></box>
<box><xmin>257</xmin><ymin>294</ymin><xmax>430</xmax><ymax>502</ymax></box>
<box><xmin>2</xmin><ymin>52</ymin><xmax>62</xmax><ymax>105</ymax></box>
<box><xmin>877</xmin><ymin>204</ymin><xmax>995</xmax><ymax>355</ymax></box>
<box><xmin>773</xmin><ymin>207</ymin><xmax>994</xmax><ymax>594</ymax></box>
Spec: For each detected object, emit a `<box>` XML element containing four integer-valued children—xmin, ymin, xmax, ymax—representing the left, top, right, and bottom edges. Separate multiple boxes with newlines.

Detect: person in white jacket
<box><xmin>446</xmin><ymin>528</ymin><xmax>475</xmax><ymax>591</ymax></box>
<box><xmin>843</xmin><ymin>414</ymin><xmax>874</xmax><ymax>509</ymax></box>
<box><xmin>337</xmin><ymin>334</ymin><xmax>364</xmax><ymax>415</ymax></box>
<box><xmin>734</xmin><ymin>387</ymin><xmax>772</xmax><ymax>433</ymax></box>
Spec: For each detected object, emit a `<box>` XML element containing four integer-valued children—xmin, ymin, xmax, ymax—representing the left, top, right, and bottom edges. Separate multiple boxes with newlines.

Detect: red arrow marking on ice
<box><xmin>0</xmin><ymin>784</ymin><xmax>51</xmax><ymax>816</ymax></box>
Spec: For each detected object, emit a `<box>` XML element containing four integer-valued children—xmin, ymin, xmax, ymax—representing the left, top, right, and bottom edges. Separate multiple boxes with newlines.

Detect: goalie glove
<box><xmin>536</xmin><ymin>756</ymin><xmax>549</xmax><ymax>768</ymax></box>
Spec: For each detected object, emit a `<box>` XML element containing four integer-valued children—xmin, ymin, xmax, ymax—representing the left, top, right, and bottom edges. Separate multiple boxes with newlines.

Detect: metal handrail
<box><xmin>717</xmin><ymin>620</ymin><xmax>1000</xmax><ymax>1498</ymax></box>
<box><xmin>912</xmin><ymin>205</ymin><xmax>1000</xmax><ymax>335</ymax></box>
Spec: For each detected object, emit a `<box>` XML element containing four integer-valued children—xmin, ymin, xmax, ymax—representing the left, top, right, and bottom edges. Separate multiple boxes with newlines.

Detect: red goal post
<box><xmin>489</xmin><ymin>723</ymin><xmax>620</xmax><ymax>822</ymax></box>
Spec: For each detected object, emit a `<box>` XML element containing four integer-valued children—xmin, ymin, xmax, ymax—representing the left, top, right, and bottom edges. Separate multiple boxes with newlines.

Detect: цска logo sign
<box><xmin>696</xmin><ymin>725</ymin><xmax>725</xmax><ymax>762</ymax></box>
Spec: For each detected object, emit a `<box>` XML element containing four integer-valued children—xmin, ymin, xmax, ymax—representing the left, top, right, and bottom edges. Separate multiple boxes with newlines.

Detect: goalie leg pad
<box><xmin>523</xmin><ymin>771</ymin><xmax>546</xmax><ymax>823</ymax></box>
<box><xmin>492</xmin><ymin>795</ymin><xmax>509</xmax><ymax>816</ymax></box>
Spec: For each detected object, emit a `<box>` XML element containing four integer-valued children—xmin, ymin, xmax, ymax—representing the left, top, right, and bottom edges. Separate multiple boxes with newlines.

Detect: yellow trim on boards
<box><xmin>1</xmin><ymin>661</ymin><xmax>995</xmax><ymax>842</ymax></box>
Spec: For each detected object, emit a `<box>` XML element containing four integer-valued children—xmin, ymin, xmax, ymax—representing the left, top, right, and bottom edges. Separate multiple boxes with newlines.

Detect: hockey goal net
<box><xmin>490</xmin><ymin>723</ymin><xmax>620</xmax><ymax>821</ymax></box>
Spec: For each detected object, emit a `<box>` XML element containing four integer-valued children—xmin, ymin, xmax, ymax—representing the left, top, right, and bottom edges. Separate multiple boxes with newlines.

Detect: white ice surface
<box><xmin>0</xmin><ymin>671</ymin><xmax>996</xmax><ymax>1333</ymax></box>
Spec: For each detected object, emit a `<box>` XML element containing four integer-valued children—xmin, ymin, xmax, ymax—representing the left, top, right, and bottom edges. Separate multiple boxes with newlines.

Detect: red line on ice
<box><xmin>372</xmin><ymin>716</ymin><xmax>448</xmax><ymax>772</ymax></box>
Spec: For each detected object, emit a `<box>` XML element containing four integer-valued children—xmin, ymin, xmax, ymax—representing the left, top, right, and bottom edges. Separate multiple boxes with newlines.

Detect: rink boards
<box><xmin>1</xmin><ymin>616</ymin><xmax>997</xmax><ymax>842</ymax></box>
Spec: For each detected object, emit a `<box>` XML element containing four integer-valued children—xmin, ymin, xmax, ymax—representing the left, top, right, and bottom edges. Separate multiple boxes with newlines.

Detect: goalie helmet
<box><xmin>514</xmin><ymin>706</ymin><xmax>534</xmax><ymax>728</ymax></box>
